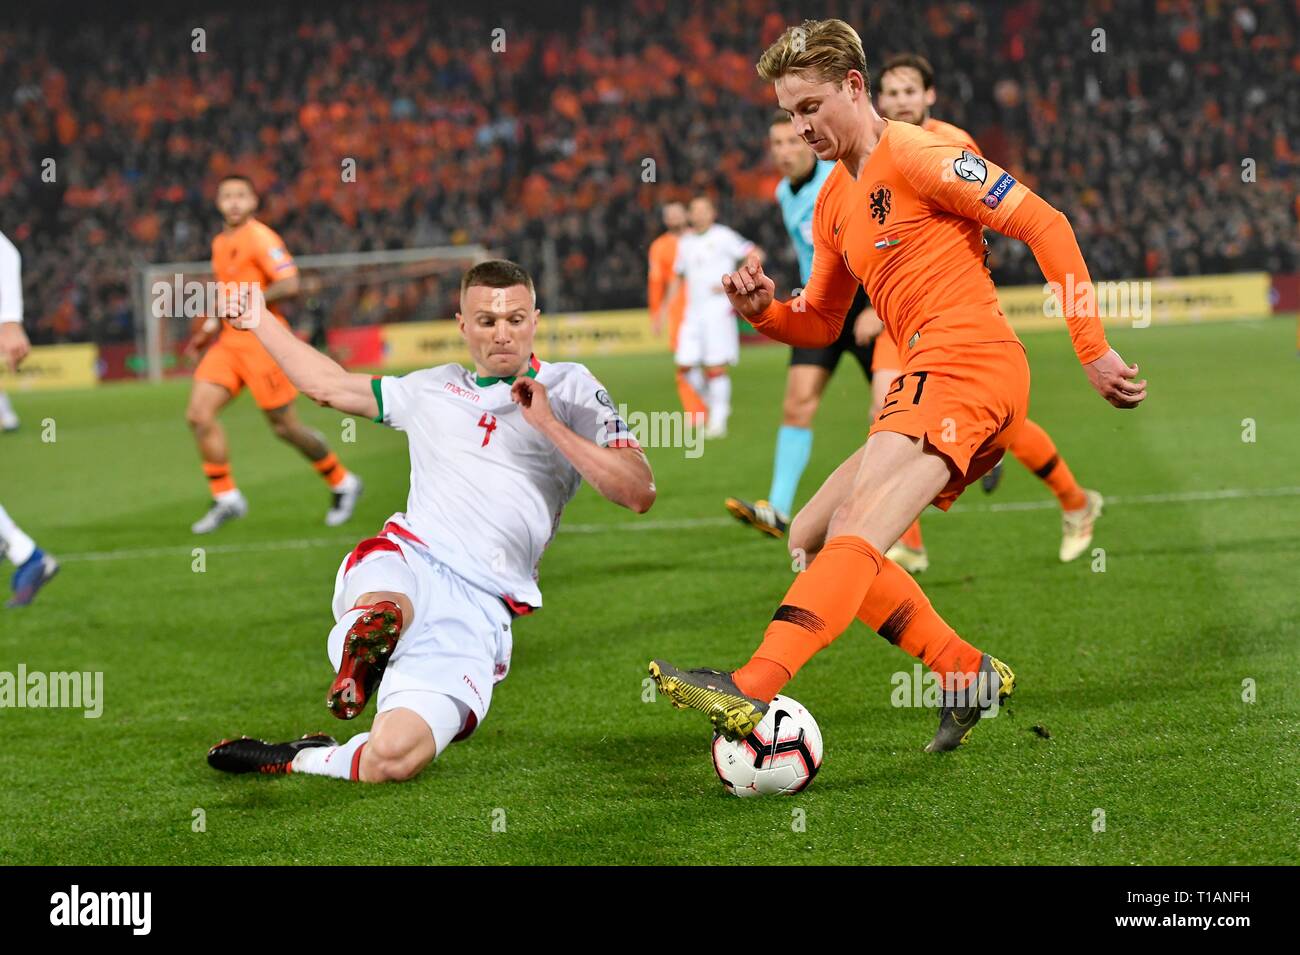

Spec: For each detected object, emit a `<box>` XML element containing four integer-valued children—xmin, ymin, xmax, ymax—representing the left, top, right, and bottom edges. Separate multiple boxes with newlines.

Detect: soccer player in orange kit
<box><xmin>649</xmin><ymin>19</ymin><xmax>1146</xmax><ymax>752</ymax></box>
<box><xmin>874</xmin><ymin>52</ymin><xmax>1104</xmax><ymax>569</ymax></box>
<box><xmin>185</xmin><ymin>175</ymin><xmax>362</xmax><ymax>534</ymax></box>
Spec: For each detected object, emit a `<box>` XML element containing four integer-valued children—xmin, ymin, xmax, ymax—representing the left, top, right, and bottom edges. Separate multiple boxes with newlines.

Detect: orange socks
<box><xmin>1010</xmin><ymin>418</ymin><xmax>1086</xmax><ymax>511</ymax></box>
<box><xmin>732</xmin><ymin>537</ymin><xmax>985</xmax><ymax>701</ymax></box>
<box><xmin>674</xmin><ymin>370</ymin><xmax>708</xmax><ymax>422</ymax></box>
<box><xmin>734</xmin><ymin>536</ymin><xmax>884</xmax><ymax>701</ymax></box>
<box><xmin>203</xmin><ymin>461</ymin><xmax>236</xmax><ymax>497</ymax></box>
<box><xmin>206</xmin><ymin>453</ymin><xmax>349</xmax><ymax>498</ymax></box>
<box><xmin>857</xmin><ymin>557</ymin><xmax>983</xmax><ymax>689</ymax></box>
<box><xmin>899</xmin><ymin>519</ymin><xmax>924</xmax><ymax>550</ymax></box>
<box><xmin>313</xmin><ymin>452</ymin><xmax>349</xmax><ymax>489</ymax></box>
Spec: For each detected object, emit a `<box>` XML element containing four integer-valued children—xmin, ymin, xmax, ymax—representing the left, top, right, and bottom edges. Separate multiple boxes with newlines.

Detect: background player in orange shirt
<box><xmin>184</xmin><ymin>175</ymin><xmax>362</xmax><ymax>534</ymax></box>
<box><xmin>647</xmin><ymin>202</ymin><xmax>707</xmax><ymax>421</ymax></box>
<box><xmin>874</xmin><ymin>52</ymin><xmax>1104</xmax><ymax>567</ymax></box>
<box><xmin>650</xmin><ymin>19</ymin><xmax>1146</xmax><ymax>751</ymax></box>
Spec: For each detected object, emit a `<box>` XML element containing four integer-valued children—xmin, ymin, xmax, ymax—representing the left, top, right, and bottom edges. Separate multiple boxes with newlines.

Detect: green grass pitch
<box><xmin>1</xmin><ymin>318</ymin><xmax>1297</xmax><ymax>865</ymax></box>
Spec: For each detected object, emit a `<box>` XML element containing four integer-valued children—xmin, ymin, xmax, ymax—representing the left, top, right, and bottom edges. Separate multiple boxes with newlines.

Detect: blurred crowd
<box><xmin>2</xmin><ymin>0</ymin><xmax>1296</xmax><ymax>345</ymax></box>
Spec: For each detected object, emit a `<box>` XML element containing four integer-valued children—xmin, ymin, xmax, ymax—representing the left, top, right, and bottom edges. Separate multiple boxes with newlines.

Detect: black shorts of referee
<box><xmin>788</xmin><ymin>287</ymin><xmax>873</xmax><ymax>380</ymax></box>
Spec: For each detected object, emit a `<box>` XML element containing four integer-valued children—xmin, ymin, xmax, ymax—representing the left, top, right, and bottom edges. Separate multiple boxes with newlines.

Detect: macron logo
<box><xmin>443</xmin><ymin>381</ymin><xmax>481</xmax><ymax>403</ymax></box>
<box><xmin>50</xmin><ymin>885</ymin><xmax>151</xmax><ymax>935</ymax></box>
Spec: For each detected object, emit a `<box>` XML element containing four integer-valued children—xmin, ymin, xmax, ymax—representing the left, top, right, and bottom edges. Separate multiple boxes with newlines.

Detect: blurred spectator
<box><xmin>1</xmin><ymin>0</ymin><xmax>1295</xmax><ymax>345</ymax></box>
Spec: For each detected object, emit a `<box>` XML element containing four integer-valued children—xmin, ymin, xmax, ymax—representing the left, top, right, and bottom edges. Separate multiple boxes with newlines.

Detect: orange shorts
<box><xmin>871</xmin><ymin>327</ymin><xmax>903</xmax><ymax>373</ymax></box>
<box><xmin>194</xmin><ymin>339</ymin><xmax>298</xmax><ymax>410</ymax></box>
<box><xmin>869</xmin><ymin>340</ymin><xmax>1030</xmax><ymax>510</ymax></box>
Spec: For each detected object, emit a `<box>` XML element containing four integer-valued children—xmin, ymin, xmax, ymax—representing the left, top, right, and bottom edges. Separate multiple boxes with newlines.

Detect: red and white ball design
<box><xmin>711</xmin><ymin>694</ymin><xmax>823</xmax><ymax>797</ymax></box>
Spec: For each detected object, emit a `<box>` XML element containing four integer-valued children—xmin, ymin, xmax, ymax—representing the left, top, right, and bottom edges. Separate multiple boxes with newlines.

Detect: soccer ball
<box><xmin>711</xmin><ymin>694</ymin><xmax>823</xmax><ymax>797</ymax></box>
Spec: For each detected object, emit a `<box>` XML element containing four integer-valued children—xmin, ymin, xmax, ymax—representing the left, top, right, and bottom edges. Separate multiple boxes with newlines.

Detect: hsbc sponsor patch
<box><xmin>982</xmin><ymin>173</ymin><xmax>1017</xmax><ymax>208</ymax></box>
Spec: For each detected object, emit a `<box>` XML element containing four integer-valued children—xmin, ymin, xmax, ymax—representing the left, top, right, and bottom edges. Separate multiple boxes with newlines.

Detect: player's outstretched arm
<box><xmin>510</xmin><ymin>378</ymin><xmax>656</xmax><ymax>514</ymax></box>
<box><xmin>897</xmin><ymin>143</ymin><xmax>1146</xmax><ymax>409</ymax></box>
<box><xmin>261</xmin><ymin>274</ymin><xmax>300</xmax><ymax>304</ymax></box>
<box><xmin>223</xmin><ymin>283</ymin><xmax>378</xmax><ymax>418</ymax></box>
<box><xmin>729</xmin><ymin>245</ymin><xmax>858</xmax><ymax>349</ymax></box>
<box><xmin>1002</xmin><ymin>194</ymin><xmax>1147</xmax><ymax>409</ymax></box>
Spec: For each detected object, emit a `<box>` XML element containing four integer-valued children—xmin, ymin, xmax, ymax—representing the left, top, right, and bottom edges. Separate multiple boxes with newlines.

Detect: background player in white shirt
<box><xmin>0</xmin><ymin>229</ymin><xmax>25</xmax><ymax>433</ymax></box>
<box><xmin>208</xmin><ymin>260</ymin><xmax>656</xmax><ymax>783</ymax></box>
<box><xmin>659</xmin><ymin>196</ymin><xmax>763</xmax><ymax>438</ymax></box>
<box><xmin>0</xmin><ymin>228</ymin><xmax>61</xmax><ymax>607</ymax></box>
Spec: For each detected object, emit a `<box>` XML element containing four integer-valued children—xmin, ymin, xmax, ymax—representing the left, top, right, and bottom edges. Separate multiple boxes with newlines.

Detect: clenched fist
<box><xmin>721</xmin><ymin>252</ymin><xmax>775</xmax><ymax>320</ymax></box>
<box><xmin>1085</xmin><ymin>348</ymin><xmax>1147</xmax><ymax>409</ymax></box>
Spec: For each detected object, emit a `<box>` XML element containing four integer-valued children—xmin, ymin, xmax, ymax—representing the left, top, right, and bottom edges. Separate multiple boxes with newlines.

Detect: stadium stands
<box><xmin>2</xmin><ymin>0</ymin><xmax>1295</xmax><ymax>345</ymax></box>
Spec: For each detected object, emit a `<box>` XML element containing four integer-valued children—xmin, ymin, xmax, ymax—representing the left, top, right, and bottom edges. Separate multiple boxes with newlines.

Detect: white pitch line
<box><xmin>60</xmin><ymin>537</ymin><xmax>358</xmax><ymax>563</ymax></box>
<box><xmin>53</xmin><ymin>485</ymin><xmax>1300</xmax><ymax>564</ymax></box>
<box><xmin>949</xmin><ymin>485</ymin><xmax>1300</xmax><ymax>514</ymax></box>
<box><xmin>561</xmin><ymin>516</ymin><xmax>733</xmax><ymax>534</ymax></box>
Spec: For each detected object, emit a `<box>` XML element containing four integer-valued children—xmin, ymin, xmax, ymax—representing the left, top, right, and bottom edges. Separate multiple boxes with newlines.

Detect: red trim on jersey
<box><xmin>381</xmin><ymin>521</ymin><xmax>427</xmax><ymax>548</ymax></box>
<box><xmin>502</xmin><ymin>595</ymin><xmax>536</xmax><ymax>617</ymax></box>
<box><xmin>343</xmin><ymin>537</ymin><xmax>403</xmax><ymax>573</ymax></box>
<box><xmin>357</xmin><ymin>519</ymin><xmax>536</xmax><ymax>624</ymax></box>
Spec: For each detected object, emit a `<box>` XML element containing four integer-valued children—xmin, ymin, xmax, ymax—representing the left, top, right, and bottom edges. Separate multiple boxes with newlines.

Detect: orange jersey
<box><xmin>647</xmin><ymin>230</ymin><xmax>687</xmax><ymax>346</ymax></box>
<box><xmin>922</xmin><ymin>117</ymin><xmax>978</xmax><ymax>153</ymax></box>
<box><xmin>751</xmin><ymin>120</ymin><xmax>1109</xmax><ymax>367</ymax></box>
<box><xmin>211</xmin><ymin>218</ymin><xmax>298</xmax><ymax>350</ymax></box>
<box><xmin>648</xmin><ymin>231</ymin><xmax>686</xmax><ymax>313</ymax></box>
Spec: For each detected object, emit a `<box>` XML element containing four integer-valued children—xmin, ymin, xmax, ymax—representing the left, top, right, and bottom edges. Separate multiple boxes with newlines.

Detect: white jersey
<box><xmin>372</xmin><ymin>356</ymin><xmax>634</xmax><ymax>609</ymax></box>
<box><xmin>0</xmin><ymin>229</ymin><xmax>21</xmax><ymax>323</ymax></box>
<box><xmin>673</xmin><ymin>223</ymin><xmax>755</xmax><ymax>316</ymax></box>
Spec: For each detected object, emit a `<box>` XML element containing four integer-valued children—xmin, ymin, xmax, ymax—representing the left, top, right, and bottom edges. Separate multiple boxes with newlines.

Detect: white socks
<box><xmin>686</xmin><ymin>367</ymin><xmax>706</xmax><ymax>397</ymax></box>
<box><xmin>706</xmin><ymin>374</ymin><xmax>731</xmax><ymax>431</ymax></box>
<box><xmin>0</xmin><ymin>392</ymin><xmax>16</xmax><ymax>427</ymax></box>
<box><xmin>297</xmin><ymin>607</ymin><xmax>382</xmax><ymax>782</ymax></box>
<box><xmin>292</xmin><ymin>733</ymin><xmax>370</xmax><ymax>780</ymax></box>
<box><xmin>0</xmin><ymin>504</ymin><xmax>36</xmax><ymax>566</ymax></box>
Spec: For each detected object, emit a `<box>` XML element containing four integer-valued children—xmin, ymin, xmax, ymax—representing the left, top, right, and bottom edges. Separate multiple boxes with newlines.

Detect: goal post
<box><xmin>133</xmin><ymin>245</ymin><xmax>492</xmax><ymax>382</ymax></box>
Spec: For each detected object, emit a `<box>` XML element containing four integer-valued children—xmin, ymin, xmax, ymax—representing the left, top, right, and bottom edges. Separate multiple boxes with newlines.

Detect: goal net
<box><xmin>132</xmin><ymin>245</ymin><xmax>492</xmax><ymax>382</ymax></box>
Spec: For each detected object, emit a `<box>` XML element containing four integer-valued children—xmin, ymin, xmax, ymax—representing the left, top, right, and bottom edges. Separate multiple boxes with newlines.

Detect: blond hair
<box><xmin>756</xmin><ymin>18</ymin><xmax>869</xmax><ymax>89</ymax></box>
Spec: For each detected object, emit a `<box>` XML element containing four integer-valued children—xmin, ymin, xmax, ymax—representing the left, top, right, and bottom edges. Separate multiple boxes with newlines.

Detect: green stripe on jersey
<box><xmin>371</xmin><ymin>376</ymin><xmax>384</xmax><ymax>423</ymax></box>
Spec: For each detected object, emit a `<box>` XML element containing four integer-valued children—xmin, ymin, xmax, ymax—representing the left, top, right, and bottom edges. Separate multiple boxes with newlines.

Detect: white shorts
<box><xmin>330</xmin><ymin>520</ymin><xmax>514</xmax><ymax>745</ymax></box>
<box><xmin>674</xmin><ymin>301</ymin><xmax>740</xmax><ymax>367</ymax></box>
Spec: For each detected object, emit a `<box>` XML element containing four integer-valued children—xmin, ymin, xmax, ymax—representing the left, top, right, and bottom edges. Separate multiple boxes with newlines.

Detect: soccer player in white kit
<box><xmin>0</xmin><ymin>228</ymin><xmax>61</xmax><ymax>607</ymax></box>
<box><xmin>208</xmin><ymin>260</ymin><xmax>656</xmax><ymax>782</ymax></box>
<box><xmin>1</xmin><ymin>229</ymin><xmax>25</xmax><ymax>433</ymax></box>
<box><xmin>659</xmin><ymin>197</ymin><xmax>762</xmax><ymax>439</ymax></box>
